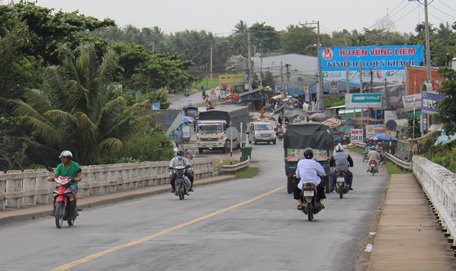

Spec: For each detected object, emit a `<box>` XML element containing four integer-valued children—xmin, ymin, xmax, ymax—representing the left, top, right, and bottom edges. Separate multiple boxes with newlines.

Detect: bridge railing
<box><xmin>353</xmin><ymin>140</ymin><xmax>456</xmax><ymax>245</ymax></box>
<box><xmin>0</xmin><ymin>159</ymin><xmax>213</xmax><ymax>210</ymax></box>
<box><xmin>413</xmin><ymin>156</ymin><xmax>456</xmax><ymax>245</ymax></box>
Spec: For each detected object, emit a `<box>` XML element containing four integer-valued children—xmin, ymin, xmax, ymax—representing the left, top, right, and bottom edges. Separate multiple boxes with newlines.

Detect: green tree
<box><xmin>0</xmin><ymin>20</ymin><xmax>43</xmax><ymax>102</ymax></box>
<box><xmin>4</xmin><ymin>44</ymin><xmax>152</xmax><ymax>165</ymax></box>
<box><xmin>249</xmin><ymin>22</ymin><xmax>281</xmax><ymax>55</ymax></box>
<box><xmin>119</xmin><ymin>129</ymin><xmax>174</xmax><ymax>162</ymax></box>
<box><xmin>281</xmin><ymin>24</ymin><xmax>317</xmax><ymax>55</ymax></box>
<box><xmin>437</xmin><ymin>68</ymin><xmax>456</xmax><ymax>135</ymax></box>
<box><xmin>406</xmin><ymin>115</ymin><xmax>421</xmax><ymax>138</ymax></box>
<box><xmin>0</xmin><ymin>2</ymin><xmax>114</xmax><ymax>64</ymax></box>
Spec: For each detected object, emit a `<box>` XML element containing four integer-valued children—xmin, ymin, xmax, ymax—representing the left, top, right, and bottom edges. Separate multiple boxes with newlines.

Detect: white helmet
<box><xmin>335</xmin><ymin>144</ymin><xmax>343</xmax><ymax>152</ymax></box>
<box><xmin>59</xmin><ymin>150</ymin><xmax>73</xmax><ymax>158</ymax></box>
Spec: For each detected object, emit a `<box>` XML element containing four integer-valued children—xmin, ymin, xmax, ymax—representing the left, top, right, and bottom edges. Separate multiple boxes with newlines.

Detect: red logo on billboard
<box><xmin>322</xmin><ymin>48</ymin><xmax>334</xmax><ymax>60</ymax></box>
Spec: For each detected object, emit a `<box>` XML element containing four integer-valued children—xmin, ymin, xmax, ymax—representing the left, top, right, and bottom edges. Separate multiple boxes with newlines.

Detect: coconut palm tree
<box><xmin>6</xmin><ymin>44</ymin><xmax>152</xmax><ymax>165</ymax></box>
<box><xmin>233</xmin><ymin>20</ymin><xmax>248</xmax><ymax>35</ymax></box>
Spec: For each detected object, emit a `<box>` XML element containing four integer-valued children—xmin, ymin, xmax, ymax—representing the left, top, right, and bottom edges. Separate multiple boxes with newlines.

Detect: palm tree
<box><xmin>233</xmin><ymin>20</ymin><xmax>248</xmax><ymax>35</ymax></box>
<box><xmin>6</xmin><ymin>44</ymin><xmax>152</xmax><ymax>165</ymax></box>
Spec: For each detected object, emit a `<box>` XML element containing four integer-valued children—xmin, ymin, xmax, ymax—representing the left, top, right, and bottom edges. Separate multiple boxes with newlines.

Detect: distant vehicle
<box><xmin>197</xmin><ymin>105</ymin><xmax>249</xmax><ymax>154</ymax></box>
<box><xmin>247</xmin><ymin>121</ymin><xmax>276</xmax><ymax>145</ymax></box>
<box><xmin>183</xmin><ymin>106</ymin><xmax>199</xmax><ymax>121</ymax></box>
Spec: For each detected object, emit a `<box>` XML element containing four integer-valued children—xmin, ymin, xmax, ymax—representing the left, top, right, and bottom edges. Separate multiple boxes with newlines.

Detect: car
<box><xmin>247</xmin><ymin>121</ymin><xmax>276</xmax><ymax>145</ymax></box>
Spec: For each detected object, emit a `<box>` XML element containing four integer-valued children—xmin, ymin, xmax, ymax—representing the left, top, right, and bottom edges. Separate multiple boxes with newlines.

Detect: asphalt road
<box><xmin>0</xmin><ymin>143</ymin><xmax>388</xmax><ymax>271</ymax></box>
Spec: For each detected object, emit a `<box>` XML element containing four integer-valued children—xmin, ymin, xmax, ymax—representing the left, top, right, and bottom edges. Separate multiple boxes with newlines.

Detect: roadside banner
<box><xmin>351</xmin><ymin>129</ymin><xmax>364</xmax><ymax>142</ymax></box>
<box><xmin>366</xmin><ymin>125</ymin><xmax>385</xmax><ymax>139</ymax></box>
<box><xmin>320</xmin><ymin>45</ymin><xmax>424</xmax><ymax>83</ymax></box>
<box><xmin>422</xmin><ymin>91</ymin><xmax>445</xmax><ymax>114</ymax></box>
<box><xmin>402</xmin><ymin>94</ymin><xmax>422</xmax><ymax>109</ymax></box>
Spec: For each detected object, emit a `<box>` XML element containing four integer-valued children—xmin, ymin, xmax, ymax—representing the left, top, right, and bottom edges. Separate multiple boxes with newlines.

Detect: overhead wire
<box><xmin>438</xmin><ymin>0</ymin><xmax>456</xmax><ymax>13</ymax></box>
<box><xmin>431</xmin><ymin>3</ymin><xmax>456</xmax><ymax>19</ymax></box>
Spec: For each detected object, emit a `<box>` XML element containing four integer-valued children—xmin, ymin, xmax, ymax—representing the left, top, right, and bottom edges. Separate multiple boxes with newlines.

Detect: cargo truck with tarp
<box><xmin>283</xmin><ymin>122</ymin><xmax>334</xmax><ymax>193</ymax></box>
<box><xmin>197</xmin><ymin>105</ymin><xmax>249</xmax><ymax>154</ymax></box>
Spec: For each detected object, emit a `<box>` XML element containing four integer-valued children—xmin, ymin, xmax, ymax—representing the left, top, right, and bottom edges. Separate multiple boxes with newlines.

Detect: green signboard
<box><xmin>345</xmin><ymin>93</ymin><xmax>382</xmax><ymax>108</ymax></box>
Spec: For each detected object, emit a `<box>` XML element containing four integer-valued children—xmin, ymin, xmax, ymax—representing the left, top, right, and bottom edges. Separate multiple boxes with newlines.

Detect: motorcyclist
<box><xmin>367</xmin><ymin>145</ymin><xmax>380</xmax><ymax>172</ymax></box>
<box><xmin>376</xmin><ymin>142</ymin><xmax>384</xmax><ymax>164</ymax></box>
<box><xmin>169</xmin><ymin>150</ymin><xmax>194</xmax><ymax>193</ymax></box>
<box><xmin>294</xmin><ymin>149</ymin><xmax>326</xmax><ymax>210</ymax></box>
<box><xmin>49</xmin><ymin>150</ymin><xmax>82</xmax><ymax>215</ymax></box>
<box><xmin>329</xmin><ymin>144</ymin><xmax>354</xmax><ymax>191</ymax></box>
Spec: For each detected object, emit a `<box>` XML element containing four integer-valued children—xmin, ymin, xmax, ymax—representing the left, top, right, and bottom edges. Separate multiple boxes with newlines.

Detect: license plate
<box><xmin>303</xmin><ymin>190</ymin><xmax>314</xmax><ymax>197</ymax></box>
<box><xmin>337</xmin><ymin>177</ymin><xmax>345</xmax><ymax>183</ymax></box>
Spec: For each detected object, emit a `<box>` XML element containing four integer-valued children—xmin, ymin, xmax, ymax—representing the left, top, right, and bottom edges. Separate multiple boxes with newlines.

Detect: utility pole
<box><xmin>423</xmin><ymin>0</ymin><xmax>432</xmax><ymax>83</ymax></box>
<box><xmin>280</xmin><ymin>61</ymin><xmax>284</xmax><ymax>85</ymax></box>
<box><xmin>285</xmin><ymin>64</ymin><xmax>290</xmax><ymax>96</ymax></box>
<box><xmin>359</xmin><ymin>62</ymin><xmax>363</xmax><ymax>93</ymax></box>
<box><xmin>301</xmin><ymin>21</ymin><xmax>323</xmax><ymax>110</ymax></box>
<box><xmin>345</xmin><ymin>34</ymin><xmax>350</xmax><ymax>94</ymax></box>
<box><xmin>210</xmin><ymin>43</ymin><xmax>213</xmax><ymax>82</ymax></box>
<box><xmin>247</xmin><ymin>29</ymin><xmax>253</xmax><ymax>91</ymax></box>
<box><xmin>409</xmin><ymin>0</ymin><xmax>432</xmax><ymax>83</ymax></box>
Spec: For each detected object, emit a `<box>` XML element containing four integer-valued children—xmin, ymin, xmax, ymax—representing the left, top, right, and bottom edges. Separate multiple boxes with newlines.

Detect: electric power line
<box><xmin>431</xmin><ymin>3</ymin><xmax>456</xmax><ymax>19</ymax></box>
<box><xmin>438</xmin><ymin>0</ymin><xmax>456</xmax><ymax>13</ymax></box>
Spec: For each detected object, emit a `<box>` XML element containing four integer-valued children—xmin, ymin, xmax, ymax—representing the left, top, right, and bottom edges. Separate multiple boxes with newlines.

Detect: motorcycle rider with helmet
<box><xmin>367</xmin><ymin>145</ymin><xmax>380</xmax><ymax>172</ymax></box>
<box><xmin>49</xmin><ymin>150</ymin><xmax>82</xmax><ymax>215</ymax></box>
<box><xmin>169</xmin><ymin>150</ymin><xmax>194</xmax><ymax>193</ymax></box>
<box><xmin>329</xmin><ymin>144</ymin><xmax>354</xmax><ymax>191</ymax></box>
<box><xmin>294</xmin><ymin>149</ymin><xmax>326</xmax><ymax>210</ymax></box>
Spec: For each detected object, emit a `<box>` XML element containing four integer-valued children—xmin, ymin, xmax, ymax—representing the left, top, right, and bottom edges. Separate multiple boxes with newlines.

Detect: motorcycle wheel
<box><xmin>340</xmin><ymin>187</ymin><xmax>344</xmax><ymax>199</ymax></box>
<box><xmin>307</xmin><ymin>202</ymin><xmax>313</xmax><ymax>221</ymax></box>
<box><xmin>287</xmin><ymin>177</ymin><xmax>293</xmax><ymax>194</ymax></box>
<box><xmin>55</xmin><ymin>202</ymin><xmax>64</xmax><ymax>229</ymax></box>
<box><xmin>178</xmin><ymin>184</ymin><xmax>185</xmax><ymax>200</ymax></box>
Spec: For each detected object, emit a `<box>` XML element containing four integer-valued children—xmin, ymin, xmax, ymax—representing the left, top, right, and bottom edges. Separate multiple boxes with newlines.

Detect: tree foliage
<box><xmin>437</xmin><ymin>68</ymin><xmax>456</xmax><ymax>135</ymax></box>
<box><xmin>0</xmin><ymin>2</ymin><xmax>114</xmax><ymax>64</ymax></box>
<box><xmin>4</xmin><ymin>44</ymin><xmax>152</xmax><ymax>165</ymax></box>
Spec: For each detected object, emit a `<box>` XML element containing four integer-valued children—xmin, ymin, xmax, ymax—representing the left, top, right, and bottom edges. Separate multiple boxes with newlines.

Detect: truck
<box><xmin>197</xmin><ymin>105</ymin><xmax>250</xmax><ymax>154</ymax></box>
<box><xmin>283</xmin><ymin>122</ymin><xmax>334</xmax><ymax>194</ymax></box>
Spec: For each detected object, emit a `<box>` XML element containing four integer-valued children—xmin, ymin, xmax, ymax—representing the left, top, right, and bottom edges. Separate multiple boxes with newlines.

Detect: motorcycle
<box><xmin>334</xmin><ymin>171</ymin><xmax>349</xmax><ymax>199</ymax></box>
<box><xmin>369</xmin><ymin>160</ymin><xmax>378</xmax><ymax>175</ymax></box>
<box><xmin>50</xmin><ymin>176</ymin><xmax>78</xmax><ymax>228</ymax></box>
<box><xmin>170</xmin><ymin>165</ymin><xmax>192</xmax><ymax>200</ymax></box>
<box><xmin>363</xmin><ymin>149</ymin><xmax>369</xmax><ymax>163</ymax></box>
<box><xmin>300</xmin><ymin>182</ymin><xmax>323</xmax><ymax>221</ymax></box>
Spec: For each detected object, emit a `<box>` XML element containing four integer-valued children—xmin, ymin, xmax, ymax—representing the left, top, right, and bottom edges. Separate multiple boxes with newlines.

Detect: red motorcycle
<box><xmin>50</xmin><ymin>176</ymin><xmax>78</xmax><ymax>228</ymax></box>
<box><xmin>369</xmin><ymin>160</ymin><xmax>378</xmax><ymax>176</ymax></box>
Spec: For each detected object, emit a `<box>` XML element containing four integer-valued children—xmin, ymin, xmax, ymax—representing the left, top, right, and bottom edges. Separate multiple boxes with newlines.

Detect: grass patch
<box><xmin>383</xmin><ymin>161</ymin><xmax>410</xmax><ymax>174</ymax></box>
<box><xmin>351</xmin><ymin>146</ymin><xmax>410</xmax><ymax>174</ymax></box>
<box><xmin>235</xmin><ymin>166</ymin><xmax>259</xmax><ymax>178</ymax></box>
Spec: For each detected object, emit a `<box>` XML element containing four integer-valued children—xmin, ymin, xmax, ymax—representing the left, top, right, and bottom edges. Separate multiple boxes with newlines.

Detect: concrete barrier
<box><xmin>0</xmin><ymin>159</ymin><xmax>213</xmax><ymax>210</ymax></box>
<box><xmin>413</xmin><ymin>155</ymin><xmax>456</xmax><ymax>245</ymax></box>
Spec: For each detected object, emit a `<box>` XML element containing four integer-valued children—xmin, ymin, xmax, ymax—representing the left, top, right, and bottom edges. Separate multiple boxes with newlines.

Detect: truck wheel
<box><xmin>198</xmin><ymin>148</ymin><xmax>203</xmax><ymax>154</ymax></box>
<box><xmin>287</xmin><ymin>177</ymin><xmax>293</xmax><ymax>194</ymax></box>
<box><xmin>273</xmin><ymin>140</ymin><xmax>276</xmax><ymax>145</ymax></box>
<box><xmin>222</xmin><ymin>147</ymin><xmax>226</xmax><ymax>154</ymax></box>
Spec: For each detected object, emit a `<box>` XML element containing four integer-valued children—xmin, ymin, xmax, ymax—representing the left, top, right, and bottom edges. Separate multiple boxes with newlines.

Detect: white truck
<box><xmin>197</xmin><ymin>105</ymin><xmax>249</xmax><ymax>154</ymax></box>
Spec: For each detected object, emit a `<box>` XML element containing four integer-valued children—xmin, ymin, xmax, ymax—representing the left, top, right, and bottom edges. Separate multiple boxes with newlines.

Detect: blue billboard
<box><xmin>320</xmin><ymin>45</ymin><xmax>424</xmax><ymax>72</ymax></box>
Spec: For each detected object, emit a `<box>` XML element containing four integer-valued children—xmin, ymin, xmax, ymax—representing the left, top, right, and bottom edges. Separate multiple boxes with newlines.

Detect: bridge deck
<box><xmin>367</xmin><ymin>174</ymin><xmax>456</xmax><ymax>270</ymax></box>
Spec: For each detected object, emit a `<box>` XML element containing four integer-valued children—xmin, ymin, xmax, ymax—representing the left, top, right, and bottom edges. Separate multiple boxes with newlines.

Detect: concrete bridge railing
<box><xmin>0</xmin><ymin>159</ymin><xmax>213</xmax><ymax>210</ymax></box>
<box><xmin>413</xmin><ymin>155</ymin><xmax>456</xmax><ymax>245</ymax></box>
